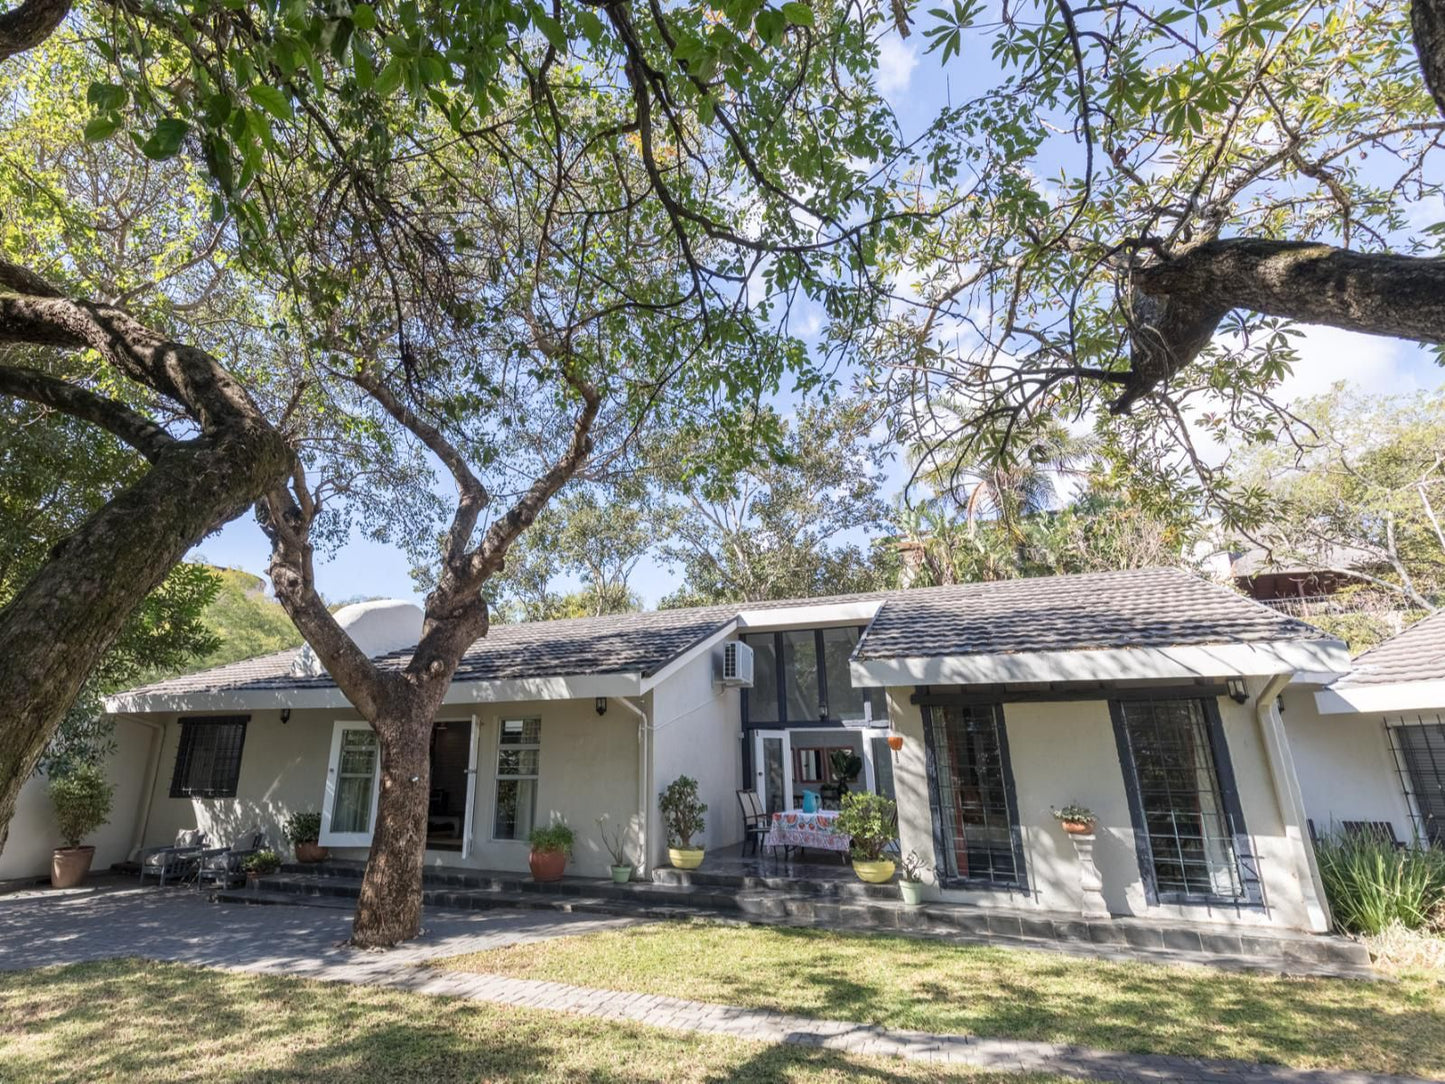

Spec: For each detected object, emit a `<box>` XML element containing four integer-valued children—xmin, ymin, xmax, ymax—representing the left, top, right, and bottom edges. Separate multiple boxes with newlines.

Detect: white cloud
<box><xmin>1274</xmin><ymin>325</ymin><xmax>1422</xmax><ymax>405</ymax></box>
<box><xmin>877</xmin><ymin>37</ymin><xmax>918</xmax><ymax>100</ymax></box>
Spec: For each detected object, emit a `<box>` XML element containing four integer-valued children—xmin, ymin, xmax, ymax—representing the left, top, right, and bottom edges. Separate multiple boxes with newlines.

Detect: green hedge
<box><xmin>1314</xmin><ymin>834</ymin><xmax>1445</xmax><ymax>936</ymax></box>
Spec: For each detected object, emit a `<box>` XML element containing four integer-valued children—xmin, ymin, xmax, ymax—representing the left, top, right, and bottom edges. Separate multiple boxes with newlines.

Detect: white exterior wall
<box><xmin>648</xmin><ymin>644</ymin><xmax>741</xmax><ymax>865</ymax></box>
<box><xmin>0</xmin><ymin>716</ymin><xmax>157</xmax><ymax>881</ymax></box>
<box><xmin>135</xmin><ymin>699</ymin><xmax>645</xmax><ymax>878</ymax></box>
<box><xmin>1281</xmin><ymin>687</ymin><xmax>1416</xmax><ymax>842</ymax></box>
<box><xmin>889</xmin><ymin>685</ymin><xmax>1326</xmax><ymax>931</ymax></box>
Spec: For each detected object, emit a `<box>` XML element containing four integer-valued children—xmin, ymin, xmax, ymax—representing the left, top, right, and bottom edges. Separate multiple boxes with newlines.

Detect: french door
<box><xmin>320</xmin><ymin>721</ymin><xmax>380</xmax><ymax>847</ymax></box>
<box><xmin>752</xmin><ymin>727</ymin><xmax>889</xmax><ymax>813</ymax></box>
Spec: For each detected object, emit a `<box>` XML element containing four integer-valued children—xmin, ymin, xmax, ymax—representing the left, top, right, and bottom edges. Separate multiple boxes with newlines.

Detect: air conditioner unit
<box><xmin>715</xmin><ymin>641</ymin><xmax>755</xmax><ymax>687</ymax></box>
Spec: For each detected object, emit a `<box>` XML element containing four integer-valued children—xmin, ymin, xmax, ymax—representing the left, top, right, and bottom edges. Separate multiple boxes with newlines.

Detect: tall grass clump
<box><xmin>1314</xmin><ymin>833</ymin><xmax>1445</xmax><ymax>936</ymax></box>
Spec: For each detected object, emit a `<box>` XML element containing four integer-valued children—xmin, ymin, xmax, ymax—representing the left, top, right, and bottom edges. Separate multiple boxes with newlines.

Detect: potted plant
<box><xmin>1052</xmin><ymin>804</ymin><xmax>1097</xmax><ymax>835</ymax></box>
<box><xmin>242</xmin><ymin>849</ymin><xmax>282</xmax><ymax>884</ymax></box>
<box><xmin>829</xmin><ymin>750</ymin><xmax>864</xmax><ymax>795</ymax></box>
<box><xmin>659</xmin><ymin>775</ymin><xmax>708</xmax><ymax>869</ymax></box>
<box><xmin>596</xmin><ymin>815</ymin><xmax>633</xmax><ymax>884</ymax></box>
<box><xmin>48</xmin><ymin>764</ymin><xmax>114</xmax><ymax>888</ymax></box>
<box><xmin>528</xmin><ymin>821</ymin><xmax>574</xmax><ymax>882</ymax></box>
<box><xmin>898</xmin><ymin>850</ymin><xmax>931</xmax><ymax>906</ymax></box>
<box><xmin>284</xmin><ymin>811</ymin><xmax>327</xmax><ymax>863</ymax></box>
<box><xmin>834</xmin><ymin>791</ymin><xmax>898</xmax><ymax>883</ymax></box>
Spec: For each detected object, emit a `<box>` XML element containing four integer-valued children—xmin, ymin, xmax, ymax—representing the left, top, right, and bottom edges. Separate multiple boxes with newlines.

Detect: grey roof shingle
<box><xmin>853</xmin><ymin>567</ymin><xmax>1325</xmax><ymax>659</ymax></box>
<box><xmin>117</xmin><ymin>567</ymin><xmax>1328</xmax><ymax>702</ymax></box>
<box><xmin>1335</xmin><ymin>611</ymin><xmax>1445</xmax><ymax>686</ymax></box>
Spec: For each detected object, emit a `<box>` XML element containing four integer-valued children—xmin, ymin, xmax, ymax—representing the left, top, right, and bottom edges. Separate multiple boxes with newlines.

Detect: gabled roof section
<box><xmin>110</xmin><ymin>567</ymin><xmax>1342</xmax><ymax>712</ymax></box>
<box><xmin>1335</xmin><ymin>610</ymin><xmax>1445</xmax><ymax>687</ymax></box>
<box><xmin>853</xmin><ymin>567</ymin><xmax>1327</xmax><ymax>659</ymax></box>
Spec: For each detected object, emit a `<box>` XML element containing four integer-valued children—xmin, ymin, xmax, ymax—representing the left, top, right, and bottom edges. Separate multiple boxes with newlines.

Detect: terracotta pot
<box><xmin>1060</xmin><ymin>820</ymin><xmax>1095</xmax><ymax>835</ymax></box>
<box><xmin>51</xmin><ymin>846</ymin><xmax>94</xmax><ymax>889</ymax></box>
<box><xmin>295</xmin><ymin>841</ymin><xmax>329</xmax><ymax>863</ymax></box>
<box><xmin>529</xmin><ymin>848</ymin><xmax>568</xmax><ymax>882</ymax></box>
<box><xmin>886</xmin><ymin>734</ymin><xmax>905</xmax><ymax>752</ymax></box>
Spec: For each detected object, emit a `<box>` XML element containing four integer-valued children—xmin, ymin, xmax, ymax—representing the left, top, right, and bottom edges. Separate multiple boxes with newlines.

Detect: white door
<box><xmin>461</xmin><ymin>714</ymin><xmax>480</xmax><ymax>859</ymax></box>
<box><xmin>320</xmin><ymin>721</ymin><xmax>380</xmax><ymax>847</ymax></box>
<box><xmin>753</xmin><ymin>730</ymin><xmax>793</xmax><ymax>814</ymax></box>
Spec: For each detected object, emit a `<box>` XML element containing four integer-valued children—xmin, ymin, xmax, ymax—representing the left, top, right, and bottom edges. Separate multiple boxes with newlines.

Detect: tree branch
<box><xmin>0</xmin><ymin>363</ymin><xmax>176</xmax><ymax>461</ymax></box>
<box><xmin>0</xmin><ymin>0</ymin><xmax>69</xmax><ymax>64</ymax></box>
<box><xmin>1414</xmin><ymin>0</ymin><xmax>1445</xmax><ymax>119</ymax></box>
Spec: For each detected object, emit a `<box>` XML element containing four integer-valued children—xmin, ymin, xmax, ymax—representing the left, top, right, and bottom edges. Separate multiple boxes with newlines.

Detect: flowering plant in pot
<box><xmin>659</xmin><ymin>775</ymin><xmax>707</xmax><ymax>869</ymax></box>
<box><xmin>48</xmin><ymin>764</ymin><xmax>114</xmax><ymax>888</ymax></box>
<box><xmin>1052</xmin><ymin>804</ymin><xmax>1097</xmax><ymax>835</ymax></box>
<box><xmin>284</xmin><ymin>811</ymin><xmax>327</xmax><ymax>862</ymax></box>
<box><xmin>596</xmin><ymin>815</ymin><xmax>633</xmax><ymax>884</ymax></box>
<box><xmin>242</xmin><ymin>849</ymin><xmax>282</xmax><ymax>883</ymax></box>
<box><xmin>528</xmin><ymin>821</ymin><xmax>574</xmax><ymax>882</ymax></box>
<box><xmin>898</xmin><ymin>850</ymin><xmax>932</xmax><ymax>906</ymax></box>
<box><xmin>834</xmin><ymin>791</ymin><xmax>898</xmax><ymax>884</ymax></box>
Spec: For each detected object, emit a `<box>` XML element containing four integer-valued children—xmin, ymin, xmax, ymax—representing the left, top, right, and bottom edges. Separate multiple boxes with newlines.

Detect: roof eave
<box><xmin>1314</xmin><ymin>677</ymin><xmax>1445</xmax><ymax>715</ymax></box>
<box><xmin>849</xmin><ymin>637</ymin><xmax>1351</xmax><ymax>689</ymax></box>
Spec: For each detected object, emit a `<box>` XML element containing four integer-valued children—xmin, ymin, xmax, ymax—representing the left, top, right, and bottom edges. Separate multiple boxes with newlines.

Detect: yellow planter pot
<box><xmin>668</xmin><ymin>847</ymin><xmax>705</xmax><ymax>870</ymax></box>
<box><xmin>852</xmin><ymin>859</ymin><xmax>896</xmax><ymax>884</ymax></box>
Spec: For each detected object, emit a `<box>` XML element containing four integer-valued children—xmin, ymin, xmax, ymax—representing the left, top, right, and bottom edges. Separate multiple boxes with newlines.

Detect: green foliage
<box><xmin>828</xmin><ymin>750</ymin><xmax>863</xmax><ymax>792</ymax></box>
<box><xmin>242</xmin><ymin>849</ymin><xmax>283</xmax><ymax>875</ymax></box>
<box><xmin>1314</xmin><ymin>834</ymin><xmax>1445</xmax><ymax>937</ymax></box>
<box><xmin>527</xmin><ymin>821</ymin><xmax>575</xmax><ymax>856</ymax></box>
<box><xmin>658</xmin><ymin>775</ymin><xmax>707</xmax><ymax>849</ymax></box>
<box><xmin>898</xmin><ymin>850</ymin><xmax>932</xmax><ymax>884</ymax></box>
<box><xmin>595</xmin><ymin>815</ymin><xmax>631</xmax><ymax>869</ymax></box>
<box><xmin>47</xmin><ymin>764</ymin><xmax>113</xmax><ymax>849</ymax></box>
<box><xmin>283</xmin><ymin>811</ymin><xmax>322</xmax><ymax>845</ymax></box>
<box><xmin>833</xmin><ymin>791</ymin><xmax>896</xmax><ymax>862</ymax></box>
<box><xmin>189</xmin><ymin>568</ymin><xmax>302</xmax><ymax>670</ymax></box>
<box><xmin>1051</xmin><ymin>804</ymin><xmax>1096</xmax><ymax>826</ymax></box>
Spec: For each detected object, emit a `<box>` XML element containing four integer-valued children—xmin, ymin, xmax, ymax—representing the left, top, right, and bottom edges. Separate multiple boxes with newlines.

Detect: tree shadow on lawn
<box><xmin>0</xmin><ymin>959</ymin><xmax>1034</xmax><ymax>1084</ymax></box>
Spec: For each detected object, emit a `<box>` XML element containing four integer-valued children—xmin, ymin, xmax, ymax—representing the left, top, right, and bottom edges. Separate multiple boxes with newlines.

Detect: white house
<box><xmin>9</xmin><ymin>566</ymin><xmax>1409</xmax><ymax>938</ymax></box>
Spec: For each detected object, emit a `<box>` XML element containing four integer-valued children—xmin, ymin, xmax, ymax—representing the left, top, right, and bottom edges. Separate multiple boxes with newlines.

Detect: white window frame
<box><xmin>320</xmin><ymin>720</ymin><xmax>380</xmax><ymax>847</ymax></box>
<box><xmin>492</xmin><ymin>717</ymin><xmax>541</xmax><ymax>842</ymax></box>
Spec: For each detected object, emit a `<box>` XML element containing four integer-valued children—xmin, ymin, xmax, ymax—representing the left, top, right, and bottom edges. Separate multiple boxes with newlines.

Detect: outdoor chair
<box><xmin>194</xmin><ymin>828</ymin><xmax>266</xmax><ymax>890</ymax></box>
<box><xmin>819</xmin><ymin>784</ymin><xmax>842</xmax><ymax>810</ymax></box>
<box><xmin>737</xmin><ymin>789</ymin><xmax>770</xmax><ymax>856</ymax></box>
<box><xmin>138</xmin><ymin>829</ymin><xmax>209</xmax><ymax>886</ymax></box>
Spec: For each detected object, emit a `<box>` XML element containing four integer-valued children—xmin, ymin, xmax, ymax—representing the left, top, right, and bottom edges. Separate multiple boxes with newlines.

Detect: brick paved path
<box><xmin>0</xmin><ymin>885</ymin><xmax>1432</xmax><ymax>1084</ymax></box>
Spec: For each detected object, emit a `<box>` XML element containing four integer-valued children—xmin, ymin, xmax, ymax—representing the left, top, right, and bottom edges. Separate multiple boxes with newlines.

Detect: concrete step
<box><xmin>651</xmin><ymin>865</ymin><xmax>901</xmax><ymax>901</ymax></box>
<box><xmin>231</xmin><ymin>867</ymin><xmax>1373</xmax><ymax>977</ymax></box>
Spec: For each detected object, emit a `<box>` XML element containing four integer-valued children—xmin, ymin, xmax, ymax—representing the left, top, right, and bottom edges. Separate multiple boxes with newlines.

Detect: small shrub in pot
<box><xmin>48</xmin><ymin>764</ymin><xmax>114</xmax><ymax>888</ymax></box>
<box><xmin>284</xmin><ymin>811</ymin><xmax>328</xmax><ymax>862</ymax></box>
<box><xmin>659</xmin><ymin>775</ymin><xmax>708</xmax><ymax>869</ymax></box>
<box><xmin>834</xmin><ymin>792</ymin><xmax>898</xmax><ymax>883</ymax></box>
<box><xmin>528</xmin><ymin>821</ymin><xmax>574</xmax><ymax>882</ymax></box>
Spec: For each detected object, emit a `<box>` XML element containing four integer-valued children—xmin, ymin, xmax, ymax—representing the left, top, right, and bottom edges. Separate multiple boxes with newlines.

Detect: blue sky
<box><xmin>190</xmin><ymin>26</ymin><xmax>1445</xmax><ymax>608</ymax></box>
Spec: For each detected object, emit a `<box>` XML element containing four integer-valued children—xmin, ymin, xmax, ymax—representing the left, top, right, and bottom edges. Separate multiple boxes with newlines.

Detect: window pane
<box><xmin>928</xmin><ymin>704</ymin><xmax>1024</xmax><ymax>887</ymax></box>
<box><xmin>870</xmin><ymin>736</ymin><xmax>896</xmax><ymax>801</ymax></box>
<box><xmin>500</xmin><ymin>718</ymin><xmax>541</xmax><ymax>745</ymax></box>
<box><xmin>782</xmin><ymin>630</ymin><xmax>821</xmax><ymax>722</ymax></box>
<box><xmin>1395</xmin><ymin>721</ymin><xmax>1445</xmax><ymax>845</ymax></box>
<box><xmin>822</xmin><ymin>627</ymin><xmax>866</xmax><ymax>721</ymax></box>
<box><xmin>1120</xmin><ymin>699</ymin><xmax>1244</xmax><ymax>901</ymax></box>
<box><xmin>170</xmin><ymin>718</ymin><xmax>247</xmax><ymax>798</ymax></box>
<box><xmin>743</xmin><ymin>634</ymin><xmax>779</xmax><ymax>724</ymax></box>
<box><xmin>760</xmin><ymin>736</ymin><xmax>785</xmax><ymax>814</ymax></box>
<box><xmin>331</xmin><ymin>729</ymin><xmax>377</xmax><ymax>834</ymax></box>
<box><xmin>496</xmin><ymin>748</ymin><xmax>539</xmax><ymax>776</ymax></box>
<box><xmin>494</xmin><ymin>779</ymin><xmax>537</xmax><ymax>840</ymax></box>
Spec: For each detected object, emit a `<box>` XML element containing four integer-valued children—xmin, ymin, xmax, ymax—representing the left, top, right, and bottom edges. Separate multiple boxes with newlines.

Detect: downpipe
<box><xmin>610</xmin><ymin>696</ymin><xmax>651</xmax><ymax>878</ymax></box>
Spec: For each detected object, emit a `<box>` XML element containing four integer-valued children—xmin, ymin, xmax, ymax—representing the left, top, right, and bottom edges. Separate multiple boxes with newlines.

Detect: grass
<box><xmin>435</xmin><ymin>921</ymin><xmax>1445</xmax><ymax>1078</ymax></box>
<box><xmin>0</xmin><ymin>958</ymin><xmax>1070</xmax><ymax>1083</ymax></box>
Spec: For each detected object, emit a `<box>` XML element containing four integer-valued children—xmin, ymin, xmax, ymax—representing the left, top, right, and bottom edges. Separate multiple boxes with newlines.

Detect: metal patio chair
<box><xmin>737</xmin><ymin>789</ymin><xmax>770</xmax><ymax>856</ymax></box>
<box><xmin>194</xmin><ymin>828</ymin><xmax>266</xmax><ymax>890</ymax></box>
<box><xmin>138</xmin><ymin>829</ymin><xmax>209</xmax><ymax>886</ymax></box>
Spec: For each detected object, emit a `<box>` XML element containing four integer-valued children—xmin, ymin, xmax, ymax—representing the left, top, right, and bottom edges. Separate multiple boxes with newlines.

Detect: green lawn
<box><xmin>435</xmin><ymin>922</ymin><xmax>1445</xmax><ymax>1078</ymax></box>
<box><xmin>0</xmin><ymin>958</ymin><xmax>1068</xmax><ymax>1083</ymax></box>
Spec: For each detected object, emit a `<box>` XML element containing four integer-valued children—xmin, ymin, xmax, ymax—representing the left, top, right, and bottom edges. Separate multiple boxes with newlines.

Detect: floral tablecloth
<box><xmin>763</xmin><ymin>809</ymin><xmax>850</xmax><ymax>853</ymax></box>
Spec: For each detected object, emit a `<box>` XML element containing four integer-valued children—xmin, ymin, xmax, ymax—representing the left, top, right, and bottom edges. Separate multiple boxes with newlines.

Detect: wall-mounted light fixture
<box><xmin>1226</xmin><ymin>678</ymin><xmax>1249</xmax><ymax>704</ymax></box>
<box><xmin>595</xmin><ymin>697</ymin><xmax>608</xmax><ymax>716</ymax></box>
<box><xmin>280</xmin><ymin>708</ymin><xmax>292</xmax><ymax>725</ymax></box>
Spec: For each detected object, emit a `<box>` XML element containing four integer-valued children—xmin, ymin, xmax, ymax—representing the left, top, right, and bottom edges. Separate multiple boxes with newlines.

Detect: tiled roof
<box><xmin>854</xmin><ymin>567</ymin><xmax>1325</xmax><ymax>660</ymax></box>
<box><xmin>1335</xmin><ymin>611</ymin><xmax>1445</xmax><ymax>686</ymax></box>
<box><xmin>117</xmin><ymin>568</ymin><xmax>1328</xmax><ymax>701</ymax></box>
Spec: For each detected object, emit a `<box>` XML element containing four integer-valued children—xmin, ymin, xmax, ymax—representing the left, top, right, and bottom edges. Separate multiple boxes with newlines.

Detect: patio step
<box><xmin>217</xmin><ymin>861</ymin><xmax>1375</xmax><ymax>978</ymax></box>
<box><xmin>651</xmin><ymin>865</ymin><xmax>902</xmax><ymax>901</ymax></box>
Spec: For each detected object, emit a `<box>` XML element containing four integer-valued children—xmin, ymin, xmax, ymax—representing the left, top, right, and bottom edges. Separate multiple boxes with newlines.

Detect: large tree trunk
<box><xmin>352</xmin><ymin>709</ymin><xmax>434</xmax><ymax>947</ymax></box>
<box><xmin>1415</xmin><ymin>0</ymin><xmax>1445</xmax><ymax>119</ymax></box>
<box><xmin>0</xmin><ymin>427</ymin><xmax>291</xmax><ymax>838</ymax></box>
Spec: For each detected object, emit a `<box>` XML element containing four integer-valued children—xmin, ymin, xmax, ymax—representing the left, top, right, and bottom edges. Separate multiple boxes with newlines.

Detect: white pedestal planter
<box><xmin>1067</xmin><ymin>831</ymin><xmax>1110</xmax><ymax>919</ymax></box>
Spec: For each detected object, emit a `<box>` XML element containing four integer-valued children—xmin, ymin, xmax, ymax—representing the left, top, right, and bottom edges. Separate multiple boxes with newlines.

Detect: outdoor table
<box><xmin>763</xmin><ymin>809</ymin><xmax>850</xmax><ymax>855</ymax></box>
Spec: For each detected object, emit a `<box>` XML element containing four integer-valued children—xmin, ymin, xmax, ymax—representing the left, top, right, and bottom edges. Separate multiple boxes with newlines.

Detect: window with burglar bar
<box><xmin>170</xmin><ymin>716</ymin><xmax>248</xmax><ymax>798</ymax></box>
<box><xmin>1388</xmin><ymin>718</ymin><xmax>1445</xmax><ymax>845</ymax></box>
<box><xmin>925</xmin><ymin>703</ymin><xmax>1026</xmax><ymax>889</ymax></box>
<box><xmin>493</xmin><ymin>718</ymin><xmax>540</xmax><ymax>841</ymax></box>
<box><xmin>1113</xmin><ymin>697</ymin><xmax>1258</xmax><ymax>904</ymax></box>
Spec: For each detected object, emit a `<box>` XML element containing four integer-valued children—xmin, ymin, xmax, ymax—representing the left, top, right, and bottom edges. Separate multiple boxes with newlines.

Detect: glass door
<box><xmin>320</xmin><ymin>721</ymin><xmax>380</xmax><ymax>847</ymax></box>
<box><xmin>752</xmin><ymin>730</ymin><xmax>792</xmax><ymax>814</ymax></box>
